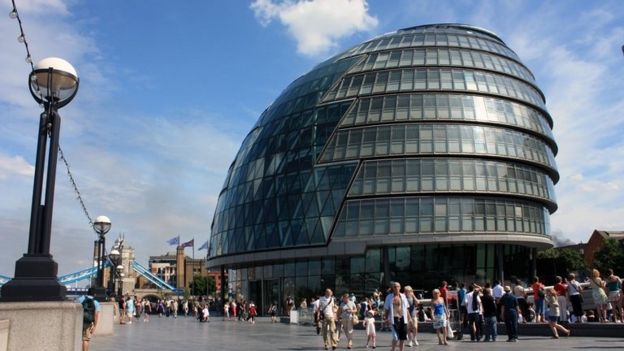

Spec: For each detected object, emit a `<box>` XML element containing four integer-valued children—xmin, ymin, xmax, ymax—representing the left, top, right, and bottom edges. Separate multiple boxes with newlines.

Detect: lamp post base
<box><xmin>0</xmin><ymin>255</ymin><xmax>66</xmax><ymax>301</ymax></box>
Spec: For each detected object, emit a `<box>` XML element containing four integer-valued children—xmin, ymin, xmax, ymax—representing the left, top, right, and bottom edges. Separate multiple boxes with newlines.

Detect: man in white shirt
<box><xmin>492</xmin><ymin>280</ymin><xmax>504</xmax><ymax>322</ymax></box>
<box><xmin>384</xmin><ymin>282</ymin><xmax>410</xmax><ymax>351</ymax></box>
<box><xmin>464</xmin><ymin>284</ymin><xmax>483</xmax><ymax>341</ymax></box>
<box><xmin>319</xmin><ymin>289</ymin><xmax>338</xmax><ymax>350</ymax></box>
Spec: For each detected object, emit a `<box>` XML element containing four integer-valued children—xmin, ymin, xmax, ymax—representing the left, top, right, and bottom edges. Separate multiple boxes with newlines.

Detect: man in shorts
<box><xmin>384</xmin><ymin>282</ymin><xmax>410</xmax><ymax>351</ymax></box>
<box><xmin>77</xmin><ymin>288</ymin><xmax>101</xmax><ymax>351</ymax></box>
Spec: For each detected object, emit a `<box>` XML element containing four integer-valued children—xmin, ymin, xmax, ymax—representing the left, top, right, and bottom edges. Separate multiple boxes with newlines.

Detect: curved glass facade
<box><xmin>208</xmin><ymin>24</ymin><xmax>558</xmax><ymax>309</ymax></box>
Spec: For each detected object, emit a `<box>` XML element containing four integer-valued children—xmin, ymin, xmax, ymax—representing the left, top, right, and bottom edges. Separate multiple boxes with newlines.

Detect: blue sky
<box><xmin>1</xmin><ymin>0</ymin><xmax>623</xmax><ymax>276</ymax></box>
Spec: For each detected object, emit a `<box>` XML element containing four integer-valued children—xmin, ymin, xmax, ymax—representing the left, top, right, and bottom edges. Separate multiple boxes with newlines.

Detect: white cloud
<box><xmin>0</xmin><ymin>153</ymin><xmax>34</xmax><ymax>180</ymax></box>
<box><xmin>251</xmin><ymin>0</ymin><xmax>378</xmax><ymax>56</ymax></box>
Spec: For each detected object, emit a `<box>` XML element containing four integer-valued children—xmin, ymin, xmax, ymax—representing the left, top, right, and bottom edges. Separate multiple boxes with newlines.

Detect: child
<box><xmin>364</xmin><ymin>310</ymin><xmax>376</xmax><ymax>349</ymax></box>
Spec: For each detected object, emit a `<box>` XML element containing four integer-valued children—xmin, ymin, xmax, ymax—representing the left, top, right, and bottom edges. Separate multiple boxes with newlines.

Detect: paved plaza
<box><xmin>91</xmin><ymin>317</ymin><xmax>624</xmax><ymax>351</ymax></box>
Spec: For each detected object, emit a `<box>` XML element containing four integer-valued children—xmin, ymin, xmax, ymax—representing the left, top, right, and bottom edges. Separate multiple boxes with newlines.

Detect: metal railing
<box><xmin>131</xmin><ymin>260</ymin><xmax>176</xmax><ymax>291</ymax></box>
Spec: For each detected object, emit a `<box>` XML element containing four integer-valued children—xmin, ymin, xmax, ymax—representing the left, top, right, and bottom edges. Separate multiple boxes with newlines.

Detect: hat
<box><xmin>504</xmin><ymin>286</ymin><xmax>511</xmax><ymax>292</ymax></box>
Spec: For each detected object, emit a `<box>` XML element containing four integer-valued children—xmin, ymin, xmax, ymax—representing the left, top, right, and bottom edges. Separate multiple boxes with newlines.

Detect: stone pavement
<box><xmin>91</xmin><ymin>316</ymin><xmax>624</xmax><ymax>351</ymax></box>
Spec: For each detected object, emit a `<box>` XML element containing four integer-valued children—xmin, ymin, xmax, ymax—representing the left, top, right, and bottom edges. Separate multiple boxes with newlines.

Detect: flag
<box><xmin>180</xmin><ymin>238</ymin><xmax>194</xmax><ymax>248</ymax></box>
<box><xmin>166</xmin><ymin>235</ymin><xmax>179</xmax><ymax>246</ymax></box>
<box><xmin>198</xmin><ymin>240</ymin><xmax>209</xmax><ymax>251</ymax></box>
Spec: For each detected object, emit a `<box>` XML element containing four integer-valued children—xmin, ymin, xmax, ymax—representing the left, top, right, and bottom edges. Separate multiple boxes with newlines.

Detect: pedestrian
<box><xmin>457</xmin><ymin>282</ymin><xmax>467</xmax><ymax>339</ymax></box>
<box><xmin>231</xmin><ymin>300</ymin><xmax>237</xmax><ymax>320</ymax></box>
<box><xmin>77</xmin><ymin>288</ymin><xmax>100</xmax><ymax>351</ymax></box>
<box><xmin>319</xmin><ymin>288</ymin><xmax>338</xmax><ymax>350</ymax></box>
<box><xmin>481</xmin><ymin>288</ymin><xmax>497</xmax><ymax>342</ymax></box>
<box><xmin>248</xmin><ymin>301</ymin><xmax>257</xmax><ymax>324</ymax></box>
<box><xmin>492</xmin><ymin>280</ymin><xmax>504</xmax><ymax>322</ymax></box>
<box><xmin>125</xmin><ymin>295</ymin><xmax>135</xmax><ymax>324</ymax></box>
<box><xmin>431</xmin><ymin>289</ymin><xmax>449</xmax><ymax>346</ymax></box>
<box><xmin>553</xmin><ymin>276</ymin><xmax>568</xmax><ymax>323</ymax></box>
<box><xmin>545</xmin><ymin>288</ymin><xmax>570</xmax><ymax>338</ymax></box>
<box><xmin>364</xmin><ymin>310</ymin><xmax>376</xmax><ymax>349</ymax></box>
<box><xmin>531</xmin><ymin>277</ymin><xmax>545</xmax><ymax>323</ymax></box>
<box><xmin>513</xmin><ymin>279</ymin><xmax>529</xmax><ymax>321</ymax></box>
<box><xmin>268</xmin><ymin>302</ymin><xmax>278</xmax><ymax>323</ymax></box>
<box><xmin>300</xmin><ymin>298</ymin><xmax>308</xmax><ymax>310</ymax></box>
<box><xmin>403</xmin><ymin>285</ymin><xmax>419</xmax><ymax>347</ymax></box>
<box><xmin>384</xmin><ymin>282</ymin><xmax>410</xmax><ymax>351</ymax></box>
<box><xmin>566</xmin><ymin>273</ymin><xmax>584</xmax><ymax>322</ymax></box>
<box><xmin>590</xmin><ymin>268</ymin><xmax>609</xmax><ymax>322</ymax></box>
<box><xmin>142</xmin><ymin>299</ymin><xmax>151</xmax><ymax>322</ymax></box>
<box><xmin>118</xmin><ymin>296</ymin><xmax>127</xmax><ymax>324</ymax></box>
<box><xmin>464</xmin><ymin>284</ymin><xmax>483</xmax><ymax>341</ymax></box>
<box><xmin>439</xmin><ymin>281</ymin><xmax>449</xmax><ymax>308</ymax></box>
<box><xmin>286</xmin><ymin>295</ymin><xmax>295</xmax><ymax>315</ymax></box>
<box><xmin>224</xmin><ymin>301</ymin><xmax>230</xmax><ymax>320</ymax></box>
<box><xmin>339</xmin><ymin>293</ymin><xmax>357</xmax><ymax>349</ymax></box>
<box><xmin>183</xmin><ymin>299</ymin><xmax>189</xmax><ymax>317</ymax></box>
<box><xmin>606</xmin><ymin>269</ymin><xmax>622</xmax><ymax>322</ymax></box>
<box><xmin>173</xmin><ymin>298</ymin><xmax>179</xmax><ymax>318</ymax></box>
<box><xmin>500</xmin><ymin>286</ymin><xmax>518</xmax><ymax>342</ymax></box>
<box><xmin>312</xmin><ymin>296</ymin><xmax>321</xmax><ymax>334</ymax></box>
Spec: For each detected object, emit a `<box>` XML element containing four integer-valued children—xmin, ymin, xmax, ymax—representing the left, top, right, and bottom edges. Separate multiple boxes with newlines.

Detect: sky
<box><xmin>0</xmin><ymin>0</ymin><xmax>623</xmax><ymax>277</ymax></box>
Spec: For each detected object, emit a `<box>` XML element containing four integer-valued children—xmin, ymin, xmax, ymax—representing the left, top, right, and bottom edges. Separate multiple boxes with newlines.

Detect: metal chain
<box><xmin>9</xmin><ymin>0</ymin><xmax>41</xmax><ymax>98</ymax></box>
<box><xmin>10</xmin><ymin>0</ymin><xmax>93</xmax><ymax>227</ymax></box>
<box><xmin>58</xmin><ymin>147</ymin><xmax>94</xmax><ymax>226</ymax></box>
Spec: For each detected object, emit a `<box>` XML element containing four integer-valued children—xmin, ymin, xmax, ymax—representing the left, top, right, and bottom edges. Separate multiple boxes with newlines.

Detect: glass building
<box><xmin>207</xmin><ymin>24</ymin><xmax>558</xmax><ymax>311</ymax></box>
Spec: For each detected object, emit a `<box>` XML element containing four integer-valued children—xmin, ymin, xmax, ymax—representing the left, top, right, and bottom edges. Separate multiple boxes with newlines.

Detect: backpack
<box><xmin>82</xmin><ymin>297</ymin><xmax>97</xmax><ymax>325</ymax></box>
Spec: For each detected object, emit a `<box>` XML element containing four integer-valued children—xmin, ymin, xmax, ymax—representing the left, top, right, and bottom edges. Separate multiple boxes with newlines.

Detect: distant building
<box><xmin>584</xmin><ymin>230</ymin><xmax>624</xmax><ymax>266</ymax></box>
<box><xmin>148</xmin><ymin>252</ymin><xmax>178</xmax><ymax>287</ymax></box>
<box><xmin>554</xmin><ymin>242</ymin><xmax>585</xmax><ymax>255</ymax></box>
<box><xmin>149</xmin><ymin>247</ymin><xmax>224</xmax><ymax>294</ymax></box>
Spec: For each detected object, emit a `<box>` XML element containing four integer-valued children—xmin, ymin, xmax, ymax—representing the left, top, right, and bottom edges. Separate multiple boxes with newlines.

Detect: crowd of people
<box><xmin>78</xmin><ymin>268</ymin><xmax>622</xmax><ymax>350</ymax></box>
<box><xmin>111</xmin><ymin>295</ymin><xmax>213</xmax><ymax>324</ymax></box>
<box><xmin>306</xmin><ymin>267</ymin><xmax>622</xmax><ymax>350</ymax></box>
<box><xmin>222</xmin><ymin>299</ymin><xmax>259</xmax><ymax>323</ymax></box>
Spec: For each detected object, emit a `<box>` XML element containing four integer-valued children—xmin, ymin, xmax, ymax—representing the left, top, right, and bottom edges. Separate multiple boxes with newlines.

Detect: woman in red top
<box><xmin>553</xmin><ymin>276</ymin><xmax>568</xmax><ymax>323</ymax></box>
<box><xmin>531</xmin><ymin>277</ymin><xmax>545</xmax><ymax>323</ymax></box>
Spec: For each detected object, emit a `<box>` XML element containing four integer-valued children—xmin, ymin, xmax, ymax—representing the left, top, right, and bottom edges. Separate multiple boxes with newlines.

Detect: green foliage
<box><xmin>190</xmin><ymin>275</ymin><xmax>216</xmax><ymax>296</ymax></box>
<box><xmin>593</xmin><ymin>238</ymin><xmax>624</xmax><ymax>272</ymax></box>
<box><xmin>537</xmin><ymin>248</ymin><xmax>587</xmax><ymax>281</ymax></box>
<box><xmin>183</xmin><ymin>287</ymin><xmax>191</xmax><ymax>300</ymax></box>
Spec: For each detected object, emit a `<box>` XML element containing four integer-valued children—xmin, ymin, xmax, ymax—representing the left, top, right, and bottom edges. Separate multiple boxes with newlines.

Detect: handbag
<box><xmin>446</xmin><ymin>322</ymin><xmax>454</xmax><ymax>338</ymax></box>
<box><xmin>352</xmin><ymin>313</ymin><xmax>359</xmax><ymax>324</ymax></box>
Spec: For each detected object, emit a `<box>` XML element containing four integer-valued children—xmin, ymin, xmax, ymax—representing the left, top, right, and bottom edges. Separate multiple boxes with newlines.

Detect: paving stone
<box><xmin>91</xmin><ymin>316</ymin><xmax>624</xmax><ymax>351</ymax></box>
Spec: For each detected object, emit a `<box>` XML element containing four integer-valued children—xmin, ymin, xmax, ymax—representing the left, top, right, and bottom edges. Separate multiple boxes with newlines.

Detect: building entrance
<box><xmin>263</xmin><ymin>279</ymin><xmax>281</xmax><ymax>316</ymax></box>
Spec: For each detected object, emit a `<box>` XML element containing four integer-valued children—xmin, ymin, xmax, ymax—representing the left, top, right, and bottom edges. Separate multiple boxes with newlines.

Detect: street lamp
<box><xmin>93</xmin><ymin>215</ymin><xmax>111</xmax><ymax>300</ymax></box>
<box><xmin>1</xmin><ymin>57</ymin><xmax>79</xmax><ymax>301</ymax></box>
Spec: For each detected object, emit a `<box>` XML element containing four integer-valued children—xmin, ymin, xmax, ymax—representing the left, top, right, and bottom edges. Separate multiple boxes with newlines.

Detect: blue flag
<box><xmin>198</xmin><ymin>240</ymin><xmax>209</xmax><ymax>251</ymax></box>
<box><xmin>166</xmin><ymin>235</ymin><xmax>179</xmax><ymax>246</ymax></box>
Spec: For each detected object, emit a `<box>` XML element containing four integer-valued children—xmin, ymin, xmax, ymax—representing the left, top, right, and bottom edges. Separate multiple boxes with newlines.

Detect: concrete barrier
<box><xmin>0</xmin><ymin>301</ymin><xmax>82</xmax><ymax>351</ymax></box>
<box><xmin>0</xmin><ymin>320</ymin><xmax>8</xmax><ymax>351</ymax></box>
<box><xmin>94</xmin><ymin>302</ymin><xmax>115</xmax><ymax>336</ymax></box>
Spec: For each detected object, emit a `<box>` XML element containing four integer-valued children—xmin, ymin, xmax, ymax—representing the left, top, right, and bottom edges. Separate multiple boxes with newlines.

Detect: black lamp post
<box><xmin>1</xmin><ymin>57</ymin><xmax>79</xmax><ymax>301</ymax></box>
<box><xmin>108</xmin><ymin>236</ymin><xmax>125</xmax><ymax>297</ymax></box>
<box><xmin>93</xmin><ymin>215</ymin><xmax>111</xmax><ymax>300</ymax></box>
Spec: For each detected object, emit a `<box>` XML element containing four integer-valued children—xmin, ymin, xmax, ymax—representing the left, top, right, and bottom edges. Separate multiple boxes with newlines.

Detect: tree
<box><xmin>593</xmin><ymin>238</ymin><xmax>624</xmax><ymax>272</ymax></box>
<box><xmin>537</xmin><ymin>248</ymin><xmax>587</xmax><ymax>283</ymax></box>
<box><xmin>190</xmin><ymin>276</ymin><xmax>216</xmax><ymax>296</ymax></box>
